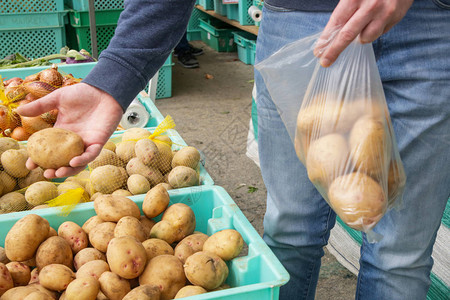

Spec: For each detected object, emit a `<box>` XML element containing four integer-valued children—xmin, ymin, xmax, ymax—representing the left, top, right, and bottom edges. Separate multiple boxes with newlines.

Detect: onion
<box><xmin>39</xmin><ymin>64</ymin><xmax>63</xmax><ymax>87</ymax></box>
<box><xmin>5</xmin><ymin>85</ymin><xmax>27</xmax><ymax>101</ymax></box>
<box><xmin>11</xmin><ymin>126</ymin><xmax>30</xmax><ymax>141</ymax></box>
<box><xmin>4</xmin><ymin>78</ymin><xmax>23</xmax><ymax>87</ymax></box>
<box><xmin>23</xmin><ymin>73</ymin><xmax>40</xmax><ymax>84</ymax></box>
<box><xmin>24</xmin><ymin>81</ymin><xmax>57</xmax><ymax>98</ymax></box>
<box><xmin>41</xmin><ymin>109</ymin><xmax>58</xmax><ymax>124</ymax></box>
<box><xmin>0</xmin><ymin>105</ymin><xmax>19</xmax><ymax>132</ymax></box>
<box><xmin>21</xmin><ymin>116</ymin><xmax>52</xmax><ymax>134</ymax></box>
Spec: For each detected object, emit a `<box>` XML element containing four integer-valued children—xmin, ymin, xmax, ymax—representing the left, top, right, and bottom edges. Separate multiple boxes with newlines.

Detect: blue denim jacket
<box><xmin>83</xmin><ymin>0</ymin><xmax>196</xmax><ymax>111</ymax></box>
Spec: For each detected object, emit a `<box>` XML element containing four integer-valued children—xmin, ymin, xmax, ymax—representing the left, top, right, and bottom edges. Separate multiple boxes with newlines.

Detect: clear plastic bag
<box><xmin>255</xmin><ymin>31</ymin><xmax>406</xmax><ymax>239</ymax></box>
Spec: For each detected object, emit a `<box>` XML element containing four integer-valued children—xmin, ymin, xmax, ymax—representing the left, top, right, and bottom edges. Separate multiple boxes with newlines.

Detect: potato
<box><xmin>149</xmin><ymin>220</ymin><xmax>178</xmax><ymax>244</ymax></box>
<box><xmin>29</xmin><ymin>268</ymin><xmax>39</xmax><ymax>284</ymax></box>
<box><xmin>103</xmin><ymin>140</ymin><xmax>116</xmax><ymax>152</ymax></box>
<box><xmin>90</xmin><ymin>192</ymin><xmax>102</xmax><ymax>201</ymax></box>
<box><xmin>47</xmin><ymin>227</ymin><xmax>57</xmax><ymax>238</ymax></box>
<box><xmin>174</xmin><ymin>285</ymin><xmax>207</xmax><ymax>298</ymax></box>
<box><xmin>162</xmin><ymin>203</ymin><xmax>196</xmax><ymax>242</ymax></box>
<box><xmin>1</xmin><ymin>149</ymin><xmax>29</xmax><ymax>178</ymax></box>
<box><xmin>57</xmin><ymin>181</ymin><xmax>88</xmax><ymax>198</ymax></box>
<box><xmin>127</xmin><ymin>174</ymin><xmax>151</xmax><ymax>195</ymax></box>
<box><xmin>0</xmin><ymin>172</ymin><xmax>16</xmax><ymax>194</ymax></box>
<box><xmin>203</xmin><ymin>229</ymin><xmax>244</xmax><ymax>261</ymax></box>
<box><xmin>31</xmin><ymin>204</ymin><xmax>50</xmax><ymax>210</ymax></box>
<box><xmin>122</xmin><ymin>284</ymin><xmax>161</xmax><ymax>300</ymax></box>
<box><xmin>94</xmin><ymin>194</ymin><xmax>140</xmax><ymax>222</ymax></box>
<box><xmin>211</xmin><ymin>283</ymin><xmax>231</xmax><ymax>291</ymax></box>
<box><xmin>76</xmin><ymin>260</ymin><xmax>110</xmax><ymax>280</ymax></box>
<box><xmin>24</xmin><ymin>291</ymin><xmax>54</xmax><ymax>300</ymax></box>
<box><xmin>106</xmin><ymin>236</ymin><xmax>147</xmax><ymax>279</ymax></box>
<box><xmin>111</xmin><ymin>189</ymin><xmax>133</xmax><ymax>197</ymax></box>
<box><xmin>153</xmin><ymin>135</ymin><xmax>172</xmax><ymax>146</ymax></box>
<box><xmin>36</xmin><ymin>236</ymin><xmax>73</xmax><ymax>270</ymax></box>
<box><xmin>306</xmin><ymin>134</ymin><xmax>349</xmax><ymax>188</ymax></box>
<box><xmin>329</xmin><ymin>172</ymin><xmax>387</xmax><ymax>230</ymax></box>
<box><xmin>6</xmin><ymin>262</ymin><xmax>30</xmax><ymax>286</ymax></box>
<box><xmin>25</xmin><ymin>181</ymin><xmax>58</xmax><ymax>206</ymax></box>
<box><xmin>174</xmin><ymin>233</ymin><xmax>209</xmax><ymax>263</ymax></box>
<box><xmin>135</xmin><ymin>139</ymin><xmax>159</xmax><ymax>166</ymax></box>
<box><xmin>126</xmin><ymin>158</ymin><xmax>163</xmax><ymax>186</ymax></box>
<box><xmin>154</xmin><ymin>142</ymin><xmax>173</xmax><ymax>174</ymax></box>
<box><xmin>58</xmin><ymin>221</ymin><xmax>89</xmax><ymax>254</ymax></box>
<box><xmin>168</xmin><ymin>166</ymin><xmax>199</xmax><ymax>188</ymax></box>
<box><xmin>184</xmin><ymin>251</ymin><xmax>229</xmax><ymax>290</ymax></box>
<box><xmin>96</xmin><ymin>290</ymin><xmax>108</xmax><ymax>300</ymax></box>
<box><xmin>26</xmin><ymin>128</ymin><xmax>84</xmax><ymax>169</ymax></box>
<box><xmin>98</xmin><ymin>271</ymin><xmax>131</xmax><ymax>300</ymax></box>
<box><xmin>88</xmin><ymin>222</ymin><xmax>116</xmax><ymax>253</ymax></box>
<box><xmin>82</xmin><ymin>216</ymin><xmax>104</xmax><ymax>235</ymax></box>
<box><xmin>122</xmin><ymin>128</ymin><xmax>151</xmax><ymax>141</ymax></box>
<box><xmin>74</xmin><ymin>248</ymin><xmax>106</xmax><ymax>271</ymax></box>
<box><xmin>0</xmin><ymin>247</ymin><xmax>9</xmax><ymax>264</ymax></box>
<box><xmin>171</xmin><ymin>146</ymin><xmax>200</xmax><ymax>169</ymax></box>
<box><xmin>142</xmin><ymin>239</ymin><xmax>174</xmax><ymax>261</ymax></box>
<box><xmin>65</xmin><ymin>170</ymin><xmax>90</xmax><ymax>190</ymax></box>
<box><xmin>39</xmin><ymin>264</ymin><xmax>75</xmax><ymax>291</ymax></box>
<box><xmin>5</xmin><ymin>214</ymin><xmax>49</xmax><ymax>261</ymax></box>
<box><xmin>0</xmin><ymin>263</ymin><xmax>14</xmax><ymax>296</ymax></box>
<box><xmin>0</xmin><ymin>286</ymin><xmax>40</xmax><ymax>300</ymax></box>
<box><xmin>154</xmin><ymin>182</ymin><xmax>172</xmax><ymax>191</ymax></box>
<box><xmin>18</xmin><ymin>167</ymin><xmax>46</xmax><ymax>189</ymax></box>
<box><xmin>0</xmin><ymin>192</ymin><xmax>27</xmax><ymax>213</ymax></box>
<box><xmin>115</xmin><ymin>141</ymin><xmax>137</xmax><ymax>164</ymax></box>
<box><xmin>349</xmin><ymin>116</ymin><xmax>391</xmax><ymax>178</ymax></box>
<box><xmin>139</xmin><ymin>216</ymin><xmax>155</xmax><ymax>238</ymax></box>
<box><xmin>142</xmin><ymin>185</ymin><xmax>170</xmax><ymax>218</ymax></box>
<box><xmin>65</xmin><ymin>277</ymin><xmax>99</xmax><ymax>300</ymax></box>
<box><xmin>21</xmin><ymin>256</ymin><xmax>37</xmax><ymax>268</ymax></box>
<box><xmin>114</xmin><ymin>216</ymin><xmax>147</xmax><ymax>242</ymax></box>
<box><xmin>0</xmin><ymin>137</ymin><xmax>19</xmax><ymax>156</ymax></box>
<box><xmin>26</xmin><ymin>283</ymin><xmax>58</xmax><ymax>299</ymax></box>
<box><xmin>88</xmin><ymin>148</ymin><xmax>125</xmax><ymax>169</ymax></box>
<box><xmin>139</xmin><ymin>255</ymin><xmax>186</xmax><ymax>300</ymax></box>
<box><xmin>90</xmin><ymin>165</ymin><xmax>128</xmax><ymax>194</ymax></box>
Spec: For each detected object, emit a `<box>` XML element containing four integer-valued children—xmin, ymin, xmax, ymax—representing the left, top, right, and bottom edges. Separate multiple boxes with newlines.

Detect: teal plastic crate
<box><xmin>0</xmin><ymin>11</ymin><xmax>67</xmax><ymax>59</ymax></box>
<box><xmin>144</xmin><ymin>55</ymin><xmax>173</xmax><ymax>99</ymax></box>
<box><xmin>0</xmin><ymin>186</ymin><xmax>289</xmax><ymax>299</ymax></box>
<box><xmin>233</xmin><ymin>31</ymin><xmax>257</xmax><ymax>65</ymax></box>
<box><xmin>112</xmin><ymin>127</ymin><xmax>214</xmax><ymax>185</ymax></box>
<box><xmin>64</xmin><ymin>0</ymin><xmax>124</xmax><ymax>11</ymax></box>
<box><xmin>199</xmin><ymin>18</ymin><xmax>236</xmax><ymax>52</ymax></box>
<box><xmin>0</xmin><ymin>0</ymin><xmax>65</xmax><ymax>13</ymax></box>
<box><xmin>0</xmin><ymin>63</ymin><xmax>166</xmax><ymax>126</ymax></box>
<box><xmin>187</xmin><ymin>8</ymin><xmax>209</xmax><ymax>42</ymax></box>
<box><xmin>199</xmin><ymin>0</ymin><xmax>215</xmax><ymax>10</ymax></box>
<box><xmin>214</xmin><ymin>0</ymin><xmax>228</xmax><ymax>16</ymax></box>
<box><xmin>68</xmin><ymin>9</ymin><xmax>123</xmax><ymax>55</ymax></box>
<box><xmin>226</xmin><ymin>0</ymin><xmax>255</xmax><ymax>26</ymax></box>
<box><xmin>187</xmin><ymin>30</ymin><xmax>202</xmax><ymax>41</ymax></box>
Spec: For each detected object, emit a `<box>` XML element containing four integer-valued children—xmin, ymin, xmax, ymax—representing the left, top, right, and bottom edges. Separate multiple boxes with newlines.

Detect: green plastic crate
<box><xmin>226</xmin><ymin>0</ymin><xmax>255</xmax><ymax>26</ymax></box>
<box><xmin>187</xmin><ymin>30</ymin><xmax>202</xmax><ymax>41</ymax></box>
<box><xmin>0</xmin><ymin>186</ymin><xmax>289</xmax><ymax>299</ymax></box>
<box><xmin>0</xmin><ymin>0</ymin><xmax>65</xmax><ymax>13</ymax></box>
<box><xmin>144</xmin><ymin>55</ymin><xmax>173</xmax><ymax>99</ymax></box>
<box><xmin>214</xmin><ymin>0</ymin><xmax>228</xmax><ymax>16</ymax></box>
<box><xmin>233</xmin><ymin>31</ymin><xmax>257</xmax><ymax>65</ymax></box>
<box><xmin>199</xmin><ymin>0</ymin><xmax>215</xmax><ymax>10</ymax></box>
<box><xmin>64</xmin><ymin>0</ymin><xmax>124</xmax><ymax>11</ymax></box>
<box><xmin>68</xmin><ymin>9</ymin><xmax>122</xmax><ymax>55</ymax></box>
<box><xmin>0</xmin><ymin>11</ymin><xmax>67</xmax><ymax>59</ymax></box>
<box><xmin>0</xmin><ymin>63</ymin><xmax>166</xmax><ymax>126</ymax></box>
<box><xmin>199</xmin><ymin>18</ymin><xmax>236</xmax><ymax>52</ymax></box>
<box><xmin>187</xmin><ymin>7</ymin><xmax>209</xmax><ymax>42</ymax></box>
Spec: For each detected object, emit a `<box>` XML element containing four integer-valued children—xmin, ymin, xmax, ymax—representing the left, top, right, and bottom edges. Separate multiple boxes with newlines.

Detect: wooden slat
<box><xmin>195</xmin><ymin>5</ymin><xmax>259</xmax><ymax>36</ymax></box>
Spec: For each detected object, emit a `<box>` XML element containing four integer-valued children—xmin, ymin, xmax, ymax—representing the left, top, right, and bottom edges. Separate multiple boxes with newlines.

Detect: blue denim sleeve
<box><xmin>82</xmin><ymin>0</ymin><xmax>196</xmax><ymax>110</ymax></box>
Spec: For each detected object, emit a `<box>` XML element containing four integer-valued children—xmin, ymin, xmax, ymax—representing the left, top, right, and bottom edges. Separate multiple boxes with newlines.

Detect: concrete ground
<box><xmin>156</xmin><ymin>41</ymin><xmax>357</xmax><ymax>299</ymax></box>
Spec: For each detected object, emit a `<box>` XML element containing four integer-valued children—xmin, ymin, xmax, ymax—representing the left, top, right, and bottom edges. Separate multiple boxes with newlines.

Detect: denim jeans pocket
<box><xmin>432</xmin><ymin>0</ymin><xmax>450</xmax><ymax>9</ymax></box>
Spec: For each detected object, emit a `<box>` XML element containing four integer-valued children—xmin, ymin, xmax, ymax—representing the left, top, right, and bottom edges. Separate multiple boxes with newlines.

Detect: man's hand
<box><xmin>16</xmin><ymin>83</ymin><xmax>123</xmax><ymax>178</ymax></box>
<box><xmin>314</xmin><ymin>0</ymin><xmax>413</xmax><ymax>67</ymax></box>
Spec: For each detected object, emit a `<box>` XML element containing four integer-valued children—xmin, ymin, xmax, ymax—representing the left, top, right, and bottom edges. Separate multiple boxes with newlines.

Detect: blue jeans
<box><xmin>254</xmin><ymin>1</ymin><xmax>450</xmax><ymax>299</ymax></box>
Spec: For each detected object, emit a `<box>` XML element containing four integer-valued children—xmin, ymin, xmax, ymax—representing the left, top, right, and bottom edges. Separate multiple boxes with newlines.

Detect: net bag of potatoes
<box><xmin>0</xmin><ymin>65</ymin><xmax>81</xmax><ymax>141</ymax></box>
<box><xmin>256</xmin><ymin>30</ymin><xmax>406</xmax><ymax>241</ymax></box>
<box><xmin>71</xmin><ymin>115</ymin><xmax>202</xmax><ymax>202</ymax></box>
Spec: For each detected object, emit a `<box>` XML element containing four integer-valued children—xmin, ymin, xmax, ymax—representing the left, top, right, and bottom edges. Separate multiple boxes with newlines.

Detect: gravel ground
<box><xmin>156</xmin><ymin>41</ymin><xmax>357</xmax><ymax>299</ymax></box>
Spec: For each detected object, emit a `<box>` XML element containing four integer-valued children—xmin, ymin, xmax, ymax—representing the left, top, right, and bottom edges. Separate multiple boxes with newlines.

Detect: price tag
<box><xmin>207</xmin><ymin>32</ymin><xmax>211</xmax><ymax>40</ymax></box>
<box><xmin>223</xmin><ymin>0</ymin><xmax>239</xmax><ymax>3</ymax></box>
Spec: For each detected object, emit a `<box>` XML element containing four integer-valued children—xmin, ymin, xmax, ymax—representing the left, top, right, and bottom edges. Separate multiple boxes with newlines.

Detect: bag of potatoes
<box><xmin>256</xmin><ymin>29</ymin><xmax>406</xmax><ymax>241</ymax></box>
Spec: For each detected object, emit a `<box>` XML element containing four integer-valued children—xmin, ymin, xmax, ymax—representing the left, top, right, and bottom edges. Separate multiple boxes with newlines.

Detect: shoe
<box><xmin>189</xmin><ymin>44</ymin><xmax>204</xmax><ymax>56</ymax></box>
<box><xmin>177</xmin><ymin>52</ymin><xmax>199</xmax><ymax>68</ymax></box>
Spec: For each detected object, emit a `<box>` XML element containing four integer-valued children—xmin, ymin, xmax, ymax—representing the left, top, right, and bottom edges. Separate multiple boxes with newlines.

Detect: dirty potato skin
<box><xmin>184</xmin><ymin>251</ymin><xmax>229</xmax><ymax>290</ymax></box>
<box><xmin>106</xmin><ymin>236</ymin><xmax>147</xmax><ymax>279</ymax></box>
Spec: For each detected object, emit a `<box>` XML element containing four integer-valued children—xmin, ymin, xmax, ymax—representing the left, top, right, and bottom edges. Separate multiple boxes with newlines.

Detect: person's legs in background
<box><xmin>174</xmin><ymin>31</ymin><xmax>204</xmax><ymax>68</ymax></box>
<box><xmin>356</xmin><ymin>2</ymin><xmax>450</xmax><ymax>299</ymax></box>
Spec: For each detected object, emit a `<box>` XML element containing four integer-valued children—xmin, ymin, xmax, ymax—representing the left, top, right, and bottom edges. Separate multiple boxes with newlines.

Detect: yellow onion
<box><xmin>23</xmin><ymin>81</ymin><xmax>57</xmax><ymax>98</ymax></box>
<box><xmin>0</xmin><ymin>105</ymin><xmax>19</xmax><ymax>132</ymax></box>
<box><xmin>5</xmin><ymin>85</ymin><xmax>27</xmax><ymax>101</ymax></box>
<box><xmin>23</xmin><ymin>73</ymin><xmax>40</xmax><ymax>84</ymax></box>
<box><xmin>21</xmin><ymin>116</ymin><xmax>52</xmax><ymax>134</ymax></box>
<box><xmin>11</xmin><ymin>126</ymin><xmax>30</xmax><ymax>141</ymax></box>
<box><xmin>39</xmin><ymin>64</ymin><xmax>63</xmax><ymax>87</ymax></box>
<box><xmin>41</xmin><ymin>109</ymin><xmax>58</xmax><ymax>124</ymax></box>
<box><xmin>4</xmin><ymin>77</ymin><xmax>23</xmax><ymax>87</ymax></box>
